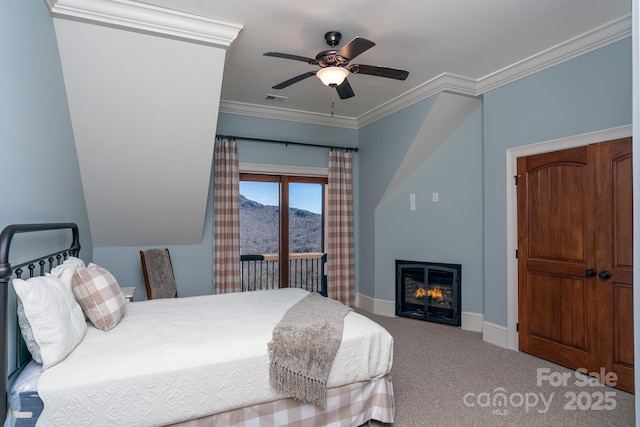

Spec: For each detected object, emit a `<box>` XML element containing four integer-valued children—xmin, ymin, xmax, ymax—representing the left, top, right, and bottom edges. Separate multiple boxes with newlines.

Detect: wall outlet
<box><xmin>432</xmin><ymin>192</ymin><xmax>439</xmax><ymax>202</ymax></box>
<box><xmin>410</xmin><ymin>193</ymin><xmax>416</xmax><ymax>210</ymax></box>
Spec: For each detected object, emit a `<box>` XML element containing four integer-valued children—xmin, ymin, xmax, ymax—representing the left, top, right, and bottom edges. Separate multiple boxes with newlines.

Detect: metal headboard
<box><xmin>0</xmin><ymin>223</ymin><xmax>80</xmax><ymax>422</ymax></box>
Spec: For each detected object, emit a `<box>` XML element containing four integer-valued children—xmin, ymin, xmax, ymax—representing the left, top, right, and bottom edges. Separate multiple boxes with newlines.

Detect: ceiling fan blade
<box><xmin>272</xmin><ymin>71</ymin><xmax>317</xmax><ymax>89</ymax></box>
<box><xmin>335</xmin><ymin>78</ymin><xmax>355</xmax><ymax>99</ymax></box>
<box><xmin>335</xmin><ymin>37</ymin><xmax>375</xmax><ymax>62</ymax></box>
<box><xmin>263</xmin><ymin>52</ymin><xmax>317</xmax><ymax>64</ymax></box>
<box><xmin>349</xmin><ymin>64</ymin><xmax>409</xmax><ymax>80</ymax></box>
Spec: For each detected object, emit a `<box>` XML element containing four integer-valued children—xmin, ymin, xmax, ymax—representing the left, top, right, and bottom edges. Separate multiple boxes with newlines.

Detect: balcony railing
<box><xmin>240</xmin><ymin>252</ymin><xmax>327</xmax><ymax>295</ymax></box>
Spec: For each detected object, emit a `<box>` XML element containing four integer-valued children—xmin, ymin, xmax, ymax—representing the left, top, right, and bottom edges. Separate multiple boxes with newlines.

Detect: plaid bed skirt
<box><xmin>168</xmin><ymin>375</ymin><xmax>394</xmax><ymax>427</ymax></box>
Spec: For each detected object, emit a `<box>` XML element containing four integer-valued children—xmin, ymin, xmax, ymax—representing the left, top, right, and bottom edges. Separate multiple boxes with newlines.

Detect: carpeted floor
<box><xmin>357</xmin><ymin>309</ymin><xmax>636</xmax><ymax>427</ymax></box>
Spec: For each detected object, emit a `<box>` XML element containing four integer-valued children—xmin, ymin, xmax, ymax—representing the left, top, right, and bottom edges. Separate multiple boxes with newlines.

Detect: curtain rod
<box><xmin>216</xmin><ymin>134</ymin><xmax>358</xmax><ymax>152</ymax></box>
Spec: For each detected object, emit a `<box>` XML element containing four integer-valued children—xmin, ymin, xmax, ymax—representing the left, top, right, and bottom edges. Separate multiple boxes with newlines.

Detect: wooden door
<box><xmin>517</xmin><ymin>138</ymin><xmax>633</xmax><ymax>393</ymax></box>
<box><xmin>517</xmin><ymin>145</ymin><xmax>598</xmax><ymax>372</ymax></box>
<box><xmin>594</xmin><ymin>138</ymin><xmax>633</xmax><ymax>392</ymax></box>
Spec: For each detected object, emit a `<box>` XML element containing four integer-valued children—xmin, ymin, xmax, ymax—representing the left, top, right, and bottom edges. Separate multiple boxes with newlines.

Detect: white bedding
<box><xmin>37</xmin><ymin>288</ymin><xmax>394</xmax><ymax>427</ymax></box>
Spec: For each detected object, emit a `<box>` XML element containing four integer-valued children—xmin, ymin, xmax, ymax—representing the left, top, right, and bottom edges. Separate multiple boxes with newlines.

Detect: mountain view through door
<box><xmin>239</xmin><ymin>176</ymin><xmax>327</xmax><ymax>291</ymax></box>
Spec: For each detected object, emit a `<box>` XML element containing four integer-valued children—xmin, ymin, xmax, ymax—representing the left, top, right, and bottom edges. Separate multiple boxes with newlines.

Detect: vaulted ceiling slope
<box><xmin>47</xmin><ymin>0</ymin><xmax>242</xmax><ymax>247</ymax></box>
<box><xmin>46</xmin><ymin>0</ymin><xmax>631</xmax><ymax>247</ymax></box>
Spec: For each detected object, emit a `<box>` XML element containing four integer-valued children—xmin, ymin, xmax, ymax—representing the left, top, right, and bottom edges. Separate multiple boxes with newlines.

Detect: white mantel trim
<box><xmin>45</xmin><ymin>0</ymin><xmax>243</xmax><ymax>48</ymax></box>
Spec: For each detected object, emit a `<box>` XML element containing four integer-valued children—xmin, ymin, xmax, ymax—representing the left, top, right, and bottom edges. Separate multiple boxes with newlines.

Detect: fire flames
<box><xmin>415</xmin><ymin>285</ymin><xmax>443</xmax><ymax>300</ymax></box>
<box><xmin>428</xmin><ymin>286</ymin><xmax>443</xmax><ymax>300</ymax></box>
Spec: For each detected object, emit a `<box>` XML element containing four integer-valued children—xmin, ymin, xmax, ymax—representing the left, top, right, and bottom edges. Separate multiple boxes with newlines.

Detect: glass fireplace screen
<box><xmin>395</xmin><ymin>260</ymin><xmax>461</xmax><ymax>326</ymax></box>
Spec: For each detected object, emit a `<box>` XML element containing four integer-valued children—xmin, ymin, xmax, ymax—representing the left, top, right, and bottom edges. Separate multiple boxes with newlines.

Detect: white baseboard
<box><xmin>356</xmin><ymin>294</ymin><xmax>489</xmax><ymax>336</ymax></box>
<box><xmin>355</xmin><ymin>292</ymin><xmax>374</xmax><ymax>312</ymax></box>
<box><xmin>483</xmin><ymin>321</ymin><xmax>509</xmax><ymax>348</ymax></box>
<box><xmin>374</xmin><ymin>298</ymin><xmax>396</xmax><ymax>317</ymax></box>
<box><xmin>461</xmin><ymin>311</ymin><xmax>484</xmax><ymax>332</ymax></box>
<box><xmin>356</xmin><ymin>293</ymin><xmax>396</xmax><ymax>317</ymax></box>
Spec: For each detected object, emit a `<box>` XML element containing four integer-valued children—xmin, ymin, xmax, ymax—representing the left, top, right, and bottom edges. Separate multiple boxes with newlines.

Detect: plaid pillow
<box><xmin>72</xmin><ymin>264</ymin><xmax>126</xmax><ymax>331</ymax></box>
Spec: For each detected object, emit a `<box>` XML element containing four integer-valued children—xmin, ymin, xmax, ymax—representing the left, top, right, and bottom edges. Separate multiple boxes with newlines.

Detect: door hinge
<box><xmin>515</xmin><ymin>249</ymin><xmax>518</xmax><ymax>259</ymax></box>
<box><xmin>516</xmin><ymin>322</ymin><xmax>519</xmax><ymax>332</ymax></box>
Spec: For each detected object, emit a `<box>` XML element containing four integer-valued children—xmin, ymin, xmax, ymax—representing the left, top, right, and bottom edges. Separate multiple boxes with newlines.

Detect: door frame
<box><xmin>505</xmin><ymin>124</ymin><xmax>632</xmax><ymax>351</ymax></box>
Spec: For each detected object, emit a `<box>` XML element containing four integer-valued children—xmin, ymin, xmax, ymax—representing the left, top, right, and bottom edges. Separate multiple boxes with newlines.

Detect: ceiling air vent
<box><xmin>265</xmin><ymin>94</ymin><xmax>288</xmax><ymax>101</ymax></box>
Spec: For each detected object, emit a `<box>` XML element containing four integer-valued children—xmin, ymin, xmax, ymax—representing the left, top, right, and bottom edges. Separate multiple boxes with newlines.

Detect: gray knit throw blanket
<box><xmin>268</xmin><ymin>292</ymin><xmax>352</xmax><ymax>408</ymax></box>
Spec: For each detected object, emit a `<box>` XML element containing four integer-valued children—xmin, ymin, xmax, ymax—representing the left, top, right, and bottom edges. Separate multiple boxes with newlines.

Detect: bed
<box><xmin>0</xmin><ymin>223</ymin><xmax>395</xmax><ymax>426</ymax></box>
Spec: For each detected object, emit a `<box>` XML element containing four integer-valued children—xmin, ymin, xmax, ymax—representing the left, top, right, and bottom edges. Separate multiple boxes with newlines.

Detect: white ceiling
<box><xmin>135</xmin><ymin>0</ymin><xmax>631</xmax><ymax>126</ymax></box>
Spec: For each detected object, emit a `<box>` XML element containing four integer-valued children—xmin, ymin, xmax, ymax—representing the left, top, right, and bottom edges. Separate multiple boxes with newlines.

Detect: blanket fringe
<box><xmin>270</xmin><ymin>362</ymin><xmax>327</xmax><ymax>408</ymax></box>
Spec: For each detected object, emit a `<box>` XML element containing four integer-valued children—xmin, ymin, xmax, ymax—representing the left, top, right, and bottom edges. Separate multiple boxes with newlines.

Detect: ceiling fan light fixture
<box><xmin>316</xmin><ymin>66</ymin><xmax>349</xmax><ymax>87</ymax></box>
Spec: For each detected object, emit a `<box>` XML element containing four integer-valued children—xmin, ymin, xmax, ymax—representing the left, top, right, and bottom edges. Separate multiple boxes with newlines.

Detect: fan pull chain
<box><xmin>331</xmin><ymin>88</ymin><xmax>335</xmax><ymax>117</ymax></box>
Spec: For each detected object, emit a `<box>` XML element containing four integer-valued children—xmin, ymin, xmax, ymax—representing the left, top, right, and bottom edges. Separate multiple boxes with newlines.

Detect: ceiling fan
<box><xmin>263</xmin><ymin>31</ymin><xmax>409</xmax><ymax>100</ymax></box>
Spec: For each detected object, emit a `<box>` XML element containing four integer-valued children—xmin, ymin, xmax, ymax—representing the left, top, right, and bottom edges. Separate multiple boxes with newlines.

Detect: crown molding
<box><xmin>45</xmin><ymin>0</ymin><xmax>243</xmax><ymax>48</ymax></box>
<box><xmin>476</xmin><ymin>14</ymin><xmax>632</xmax><ymax>93</ymax></box>
<box><xmin>356</xmin><ymin>73</ymin><xmax>478</xmax><ymax>128</ymax></box>
<box><xmin>218</xmin><ymin>100</ymin><xmax>358</xmax><ymax>129</ymax></box>
<box><xmin>358</xmin><ymin>14</ymin><xmax>631</xmax><ymax>128</ymax></box>
<box><xmin>221</xmin><ymin>14</ymin><xmax>631</xmax><ymax>129</ymax></box>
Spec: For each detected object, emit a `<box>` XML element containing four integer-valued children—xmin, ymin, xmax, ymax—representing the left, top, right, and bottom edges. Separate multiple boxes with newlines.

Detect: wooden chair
<box><xmin>139</xmin><ymin>248</ymin><xmax>178</xmax><ymax>300</ymax></box>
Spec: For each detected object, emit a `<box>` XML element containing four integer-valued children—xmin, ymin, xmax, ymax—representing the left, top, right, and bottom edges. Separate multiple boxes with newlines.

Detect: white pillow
<box><xmin>13</xmin><ymin>274</ymin><xmax>87</xmax><ymax>370</ymax></box>
<box><xmin>61</xmin><ymin>256</ymin><xmax>85</xmax><ymax>268</ymax></box>
<box><xmin>16</xmin><ymin>299</ymin><xmax>42</xmax><ymax>364</ymax></box>
<box><xmin>50</xmin><ymin>256</ymin><xmax>86</xmax><ymax>291</ymax></box>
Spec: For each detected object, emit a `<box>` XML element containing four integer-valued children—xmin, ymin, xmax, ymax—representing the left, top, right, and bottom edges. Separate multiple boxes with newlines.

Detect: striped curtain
<box><xmin>327</xmin><ymin>150</ymin><xmax>355</xmax><ymax>306</ymax></box>
<box><xmin>213</xmin><ymin>137</ymin><xmax>241</xmax><ymax>294</ymax></box>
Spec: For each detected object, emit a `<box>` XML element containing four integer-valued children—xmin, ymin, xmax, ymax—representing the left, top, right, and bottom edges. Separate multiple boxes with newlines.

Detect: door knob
<box><xmin>598</xmin><ymin>271</ymin><xmax>611</xmax><ymax>280</ymax></box>
<box><xmin>585</xmin><ymin>269</ymin><xmax>597</xmax><ymax>277</ymax></box>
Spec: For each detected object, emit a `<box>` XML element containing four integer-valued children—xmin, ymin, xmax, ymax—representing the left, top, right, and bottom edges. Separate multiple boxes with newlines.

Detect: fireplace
<box><xmin>395</xmin><ymin>260</ymin><xmax>461</xmax><ymax>327</ymax></box>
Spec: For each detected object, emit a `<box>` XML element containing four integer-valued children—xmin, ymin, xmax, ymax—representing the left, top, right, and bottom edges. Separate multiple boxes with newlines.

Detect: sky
<box><xmin>240</xmin><ymin>181</ymin><xmax>322</xmax><ymax>214</ymax></box>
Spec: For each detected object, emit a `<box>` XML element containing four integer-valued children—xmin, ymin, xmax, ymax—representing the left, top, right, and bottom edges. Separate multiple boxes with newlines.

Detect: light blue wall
<box><xmin>374</xmin><ymin>108</ymin><xmax>484</xmax><ymax>312</ymax></box>
<box><xmin>357</xmin><ymin>97</ymin><xmax>439</xmax><ymax>297</ymax></box>
<box><xmin>0</xmin><ymin>0</ymin><xmax>92</xmax><ymax>372</ymax></box>
<box><xmin>0</xmin><ymin>0</ymin><xmax>92</xmax><ymax>260</ymax></box>
<box><xmin>358</xmin><ymin>94</ymin><xmax>484</xmax><ymax>315</ymax></box>
<box><xmin>93</xmin><ymin>113</ymin><xmax>358</xmax><ymax>299</ymax></box>
<box><xmin>483</xmin><ymin>37</ymin><xmax>632</xmax><ymax>326</ymax></box>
